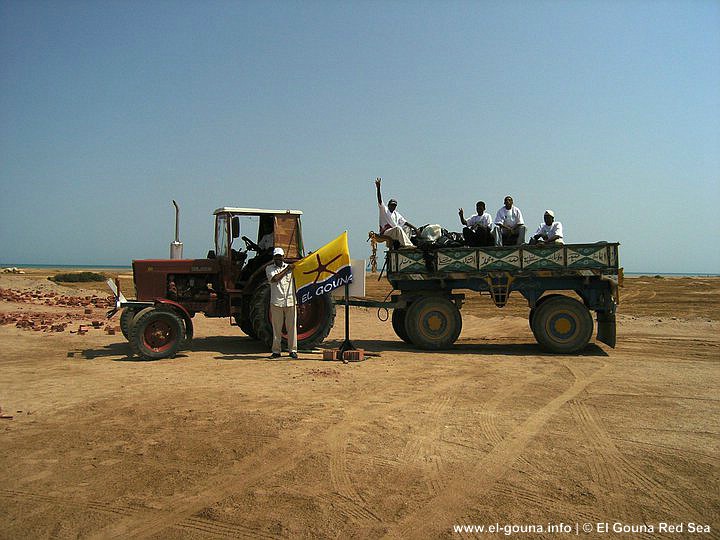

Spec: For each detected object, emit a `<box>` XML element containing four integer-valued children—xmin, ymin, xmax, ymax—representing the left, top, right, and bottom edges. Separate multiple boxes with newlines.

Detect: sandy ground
<box><xmin>1</xmin><ymin>270</ymin><xmax>718</xmax><ymax>539</ymax></box>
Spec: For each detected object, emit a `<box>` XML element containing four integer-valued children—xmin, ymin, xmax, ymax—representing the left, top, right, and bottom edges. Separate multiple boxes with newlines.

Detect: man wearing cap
<box><xmin>375</xmin><ymin>177</ymin><xmax>417</xmax><ymax>248</ymax></box>
<box><xmin>265</xmin><ymin>247</ymin><xmax>298</xmax><ymax>359</ymax></box>
<box><xmin>495</xmin><ymin>196</ymin><xmax>526</xmax><ymax>246</ymax></box>
<box><xmin>530</xmin><ymin>210</ymin><xmax>564</xmax><ymax>245</ymax></box>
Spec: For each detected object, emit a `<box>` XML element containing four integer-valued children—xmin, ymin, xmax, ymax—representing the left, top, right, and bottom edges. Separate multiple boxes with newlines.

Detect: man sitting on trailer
<box><xmin>529</xmin><ymin>210</ymin><xmax>564</xmax><ymax>245</ymax></box>
<box><xmin>495</xmin><ymin>195</ymin><xmax>526</xmax><ymax>246</ymax></box>
<box><xmin>375</xmin><ymin>177</ymin><xmax>418</xmax><ymax>248</ymax></box>
<box><xmin>459</xmin><ymin>201</ymin><xmax>501</xmax><ymax>247</ymax></box>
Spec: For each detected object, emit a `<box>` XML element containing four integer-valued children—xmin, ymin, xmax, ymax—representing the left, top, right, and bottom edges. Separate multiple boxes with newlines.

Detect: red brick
<box><xmin>342</xmin><ymin>349</ymin><xmax>365</xmax><ymax>362</ymax></box>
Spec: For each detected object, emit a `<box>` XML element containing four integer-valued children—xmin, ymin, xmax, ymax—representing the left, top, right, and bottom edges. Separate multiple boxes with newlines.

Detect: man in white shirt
<box><xmin>459</xmin><ymin>201</ymin><xmax>501</xmax><ymax>246</ymax></box>
<box><xmin>495</xmin><ymin>196</ymin><xmax>526</xmax><ymax>246</ymax></box>
<box><xmin>530</xmin><ymin>210</ymin><xmax>564</xmax><ymax>245</ymax></box>
<box><xmin>265</xmin><ymin>247</ymin><xmax>298</xmax><ymax>359</ymax></box>
<box><xmin>375</xmin><ymin>177</ymin><xmax>417</xmax><ymax>248</ymax></box>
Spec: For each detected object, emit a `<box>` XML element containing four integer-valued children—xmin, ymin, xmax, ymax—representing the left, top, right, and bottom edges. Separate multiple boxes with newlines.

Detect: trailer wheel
<box><xmin>250</xmin><ymin>282</ymin><xmax>336</xmax><ymax>350</ymax></box>
<box><xmin>531</xmin><ymin>296</ymin><xmax>593</xmax><ymax>353</ymax></box>
<box><xmin>129</xmin><ymin>308</ymin><xmax>184</xmax><ymax>359</ymax></box>
<box><xmin>528</xmin><ymin>294</ymin><xmax>564</xmax><ymax>335</ymax></box>
<box><xmin>404</xmin><ymin>296</ymin><xmax>462</xmax><ymax>350</ymax></box>
<box><xmin>120</xmin><ymin>307</ymin><xmax>137</xmax><ymax>340</ymax></box>
<box><xmin>391</xmin><ymin>308</ymin><xmax>412</xmax><ymax>344</ymax></box>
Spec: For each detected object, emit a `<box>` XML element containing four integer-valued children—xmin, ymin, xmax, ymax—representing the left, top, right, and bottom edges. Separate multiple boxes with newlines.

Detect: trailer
<box><xmin>380</xmin><ymin>242</ymin><xmax>621</xmax><ymax>353</ymax></box>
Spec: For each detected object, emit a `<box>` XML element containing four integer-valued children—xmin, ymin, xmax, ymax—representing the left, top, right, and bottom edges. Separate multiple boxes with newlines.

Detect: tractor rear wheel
<box><xmin>249</xmin><ymin>282</ymin><xmax>335</xmax><ymax>350</ymax></box>
<box><xmin>531</xmin><ymin>296</ymin><xmax>593</xmax><ymax>353</ymax></box>
<box><xmin>404</xmin><ymin>296</ymin><xmax>462</xmax><ymax>350</ymax></box>
<box><xmin>234</xmin><ymin>315</ymin><xmax>257</xmax><ymax>339</ymax></box>
<box><xmin>129</xmin><ymin>308</ymin><xmax>184</xmax><ymax>359</ymax></box>
<box><xmin>391</xmin><ymin>308</ymin><xmax>412</xmax><ymax>344</ymax></box>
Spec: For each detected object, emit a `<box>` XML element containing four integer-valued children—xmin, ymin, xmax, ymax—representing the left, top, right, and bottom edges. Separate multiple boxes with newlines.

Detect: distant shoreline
<box><xmin>2</xmin><ymin>263</ymin><xmax>718</xmax><ymax>278</ymax></box>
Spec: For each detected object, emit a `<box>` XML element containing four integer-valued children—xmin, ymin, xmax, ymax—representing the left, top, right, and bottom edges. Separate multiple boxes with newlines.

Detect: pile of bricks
<box><xmin>0</xmin><ymin>311</ymin><xmax>120</xmax><ymax>335</ymax></box>
<box><xmin>322</xmin><ymin>348</ymin><xmax>365</xmax><ymax>362</ymax></box>
<box><xmin>1</xmin><ymin>312</ymin><xmax>69</xmax><ymax>332</ymax></box>
<box><xmin>0</xmin><ymin>288</ymin><xmax>114</xmax><ymax>309</ymax></box>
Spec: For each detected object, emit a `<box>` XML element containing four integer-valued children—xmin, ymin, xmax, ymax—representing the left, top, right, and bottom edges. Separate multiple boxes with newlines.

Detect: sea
<box><xmin>2</xmin><ymin>264</ymin><xmax>717</xmax><ymax>278</ymax></box>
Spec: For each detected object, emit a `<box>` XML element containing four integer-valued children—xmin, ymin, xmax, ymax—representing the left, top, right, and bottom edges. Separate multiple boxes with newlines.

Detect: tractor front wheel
<box><xmin>120</xmin><ymin>307</ymin><xmax>137</xmax><ymax>340</ymax></box>
<box><xmin>129</xmin><ymin>308</ymin><xmax>184</xmax><ymax>359</ymax></box>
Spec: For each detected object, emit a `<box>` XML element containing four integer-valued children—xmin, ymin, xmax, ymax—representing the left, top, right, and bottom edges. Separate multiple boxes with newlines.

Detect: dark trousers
<box><xmin>463</xmin><ymin>227</ymin><xmax>494</xmax><ymax>247</ymax></box>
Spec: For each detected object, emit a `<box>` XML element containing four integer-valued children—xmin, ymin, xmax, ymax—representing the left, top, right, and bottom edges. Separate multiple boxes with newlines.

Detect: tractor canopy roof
<box><xmin>213</xmin><ymin>207</ymin><xmax>303</xmax><ymax>216</ymax></box>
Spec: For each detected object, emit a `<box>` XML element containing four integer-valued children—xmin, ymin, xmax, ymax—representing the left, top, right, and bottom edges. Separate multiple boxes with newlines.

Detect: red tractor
<box><xmin>107</xmin><ymin>207</ymin><xmax>336</xmax><ymax>359</ymax></box>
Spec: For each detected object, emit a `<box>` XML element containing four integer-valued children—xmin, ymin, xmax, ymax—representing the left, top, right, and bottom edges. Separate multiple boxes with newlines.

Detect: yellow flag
<box><xmin>293</xmin><ymin>231</ymin><xmax>352</xmax><ymax>304</ymax></box>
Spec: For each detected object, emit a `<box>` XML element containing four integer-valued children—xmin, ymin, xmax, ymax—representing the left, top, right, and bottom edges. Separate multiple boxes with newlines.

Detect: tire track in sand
<box><xmin>326</xmin><ymin>380</ymin><xmax>465</xmax><ymax>525</ymax></box>
<box><xmin>383</xmin><ymin>362</ymin><xmax>612</xmax><ymax>539</ymax></box>
<box><xmin>0</xmin><ymin>489</ymin><xmax>136</xmax><ymax>518</ymax></box>
<box><xmin>86</xmin><ymin>376</ymin><xmax>459</xmax><ymax>538</ymax></box>
<box><xmin>568</xmin><ymin>398</ymin><xmax>632</xmax><ymax>523</ymax></box>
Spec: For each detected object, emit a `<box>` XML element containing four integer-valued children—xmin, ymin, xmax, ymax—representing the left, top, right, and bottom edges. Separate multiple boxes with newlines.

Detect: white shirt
<box><xmin>266</xmin><ymin>262</ymin><xmax>296</xmax><ymax>307</ymax></box>
<box><xmin>379</xmin><ymin>203</ymin><xmax>406</xmax><ymax>233</ymax></box>
<box><xmin>495</xmin><ymin>206</ymin><xmax>524</xmax><ymax>228</ymax></box>
<box><xmin>534</xmin><ymin>221</ymin><xmax>564</xmax><ymax>243</ymax></box>
<box><xmin>466</xmin><ymin>212</ymin><xmax>494</xmax><ymax>230</ymax></box>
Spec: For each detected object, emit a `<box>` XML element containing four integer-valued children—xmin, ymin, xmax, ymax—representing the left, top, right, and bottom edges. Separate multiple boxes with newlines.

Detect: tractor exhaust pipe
<box><xmin>170</xmin><ymin>200</ymin><xmax>183</xmax><ymax>259</ymax></box>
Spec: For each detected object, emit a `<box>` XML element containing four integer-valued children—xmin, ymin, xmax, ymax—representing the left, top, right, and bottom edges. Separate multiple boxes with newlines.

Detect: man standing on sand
<box><xmin>529</xmin><ymin>210</ymin><xmax>564</xmax><ymax>245</ymax></box>
<box><xmin>375</xmin><ymin>177</ymin><xmax>418</xmax><ymax>248</ymax></box>
<box><xmin>265</xmin><ymin>247</ymin><xmax>298</xmax><ymax>359</ymax></box>
<box><xmin>459</xmin><ymin>201</ymin><xmax>501</xmax><ymax>247</ymax></box>
<box><xmin>495</xmin><ymin>196</ymin><xmax>526</xmax><ymax>246</ymax></box>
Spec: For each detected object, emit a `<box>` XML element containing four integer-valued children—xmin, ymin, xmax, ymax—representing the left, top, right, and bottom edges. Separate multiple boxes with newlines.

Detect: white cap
<box><xmin>272</xmin><ymin>247</ymin><xmax>284</xmax><ymax>257</ymax></box>
<box><xmin>544</xmin><ymin>209</ymin><xmax>555</xmax><ymax>218</ymax></box>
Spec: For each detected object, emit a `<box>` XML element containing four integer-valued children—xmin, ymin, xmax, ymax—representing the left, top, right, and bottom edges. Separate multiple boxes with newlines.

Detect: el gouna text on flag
<box><xmin>293</xmin><ymin>231</ymin><xmax>352</xmax><ymax>304</ymax></box>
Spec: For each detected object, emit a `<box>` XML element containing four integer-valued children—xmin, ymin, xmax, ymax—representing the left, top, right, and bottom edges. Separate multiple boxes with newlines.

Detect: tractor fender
<box><xmin>154</xmin><ymin>298</ymin><xmax>194</xmax><ymax>342</ymax></box>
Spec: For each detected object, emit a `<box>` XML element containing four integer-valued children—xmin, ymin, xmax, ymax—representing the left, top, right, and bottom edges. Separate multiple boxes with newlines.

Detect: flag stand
<box><xmin>338</xmin><ymin>282</ymin><xmax>356</xmax><ymax>354</ymax></box>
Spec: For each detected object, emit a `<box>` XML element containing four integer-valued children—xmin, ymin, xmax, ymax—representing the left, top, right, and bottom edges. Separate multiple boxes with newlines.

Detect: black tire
<box><xmin>129</xmin><ymin>308</ymin><xmax>184</xmax><ymax>360</ymax></box>
<box><xmin>529</xmin><ymin>294</ymin><xmax>564</xmax><ymax>336</ymax></box>
<box><xmin>531</xmin><ymin>296</ymin><xmax>593</xmax><ymax>353</ymax></box>
<box><xmin>391</xmin><ymin>308</ymin><xmax>412</xmax><ymax>344</ymax></box>
<box><xmin>249</xmin><ymin>281</ymin><xmax>336</xmax><ymax>350</ymax></box>
<box><xmin>234</xmin><ymin>314</ymin><xmax>257</xmax><ymax>339</ymax></box>
<box><xmin>404</xmin><ymin>296</ymin><xmax>462</xmax><ymax>350</ymax></box>
<box><xmin>119</xmin><ymin>307</ymin><xmax>137</xmax><ymax>340</ymax></box>
<box><xmin>127</xmin><ymin>307</ymin><xmax>154</xmax><ymax>340</ymax></box>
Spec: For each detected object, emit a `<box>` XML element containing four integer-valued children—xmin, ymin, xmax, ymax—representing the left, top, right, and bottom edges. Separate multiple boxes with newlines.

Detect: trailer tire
<box><xmin>404</xmin><ymin>296</ymin><xmax>462</xmax><ymax>350</ymax></box>
<box><xmin>391</xmin><ymin>308</ymin><xmax>412</xmax><ymax>344</ymax></box>
<box><xmin>528</xmin><ymin>294</ymin><xmax>564</xmax><ymax>336</ymax></box>
<box><xmin>250</xmin><ymin>282</ymin><xmax>335</xmax><ymax>350</ymax></box>
<box><xmin>531</xmin><ymin>296</ymin><xmax>593</xmax><ymax>353</ymax></box>
<box><xmin>129</xmin><ymin>308</ymin><xmax>184</xmax><ymax>359</ymax></box>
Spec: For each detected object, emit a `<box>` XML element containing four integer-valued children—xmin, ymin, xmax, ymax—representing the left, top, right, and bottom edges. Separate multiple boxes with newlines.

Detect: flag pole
<box><xmin>338</xmin><ymin>281</ymin><xmax>355</xmax><ymax>354</ymax></box>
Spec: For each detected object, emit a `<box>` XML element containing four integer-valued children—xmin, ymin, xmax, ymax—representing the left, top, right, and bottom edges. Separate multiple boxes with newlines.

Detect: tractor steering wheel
<box><xmin>241</xmin><ymin>236</ymin><xmax>261</xmax><ymax>252</ymax></box>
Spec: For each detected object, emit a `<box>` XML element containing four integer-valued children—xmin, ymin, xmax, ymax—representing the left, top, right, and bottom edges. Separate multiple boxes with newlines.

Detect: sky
<box><xmin>1</xmin><ymin>0</ymin><xmax>718</xmax><ymax>274</ymax></box>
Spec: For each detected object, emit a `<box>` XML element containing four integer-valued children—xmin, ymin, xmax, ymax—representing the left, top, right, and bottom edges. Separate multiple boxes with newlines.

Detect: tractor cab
<box><xmin>211</xmin><ymin>208</ymin><xmax>304</xmax><ymax>292</ymax></box>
